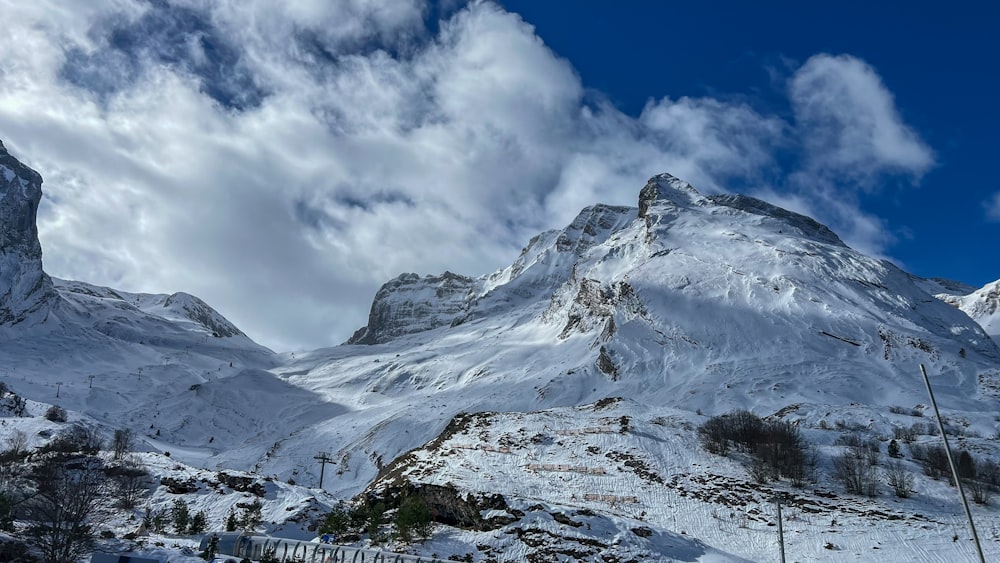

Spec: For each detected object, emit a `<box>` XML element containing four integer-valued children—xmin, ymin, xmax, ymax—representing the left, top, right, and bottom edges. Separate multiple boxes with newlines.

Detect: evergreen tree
<box><xmin>188</xmin><ymin>510</ymin><xmax>208</xmax><ymax>534</ymax></box>
<box><xmin>172</xmin><ymin>500</ymin><xmax>190</xmax><ymax>534</ymax></box>
<box><xmin>226</xmin><ymin>508</ymin><xmax>239</xmax><ymax>532</ymax></box>
<box><xmin>395</xmin><ymin>496</ymin><xmax>432</xmax><ymax>543</ymax></box>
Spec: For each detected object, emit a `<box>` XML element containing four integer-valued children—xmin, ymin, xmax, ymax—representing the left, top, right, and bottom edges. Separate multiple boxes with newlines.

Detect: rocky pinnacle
<box><xmin>0</xmin><ymin>139</ymin><xmax>55</xmax><ymax>325</ymax></box>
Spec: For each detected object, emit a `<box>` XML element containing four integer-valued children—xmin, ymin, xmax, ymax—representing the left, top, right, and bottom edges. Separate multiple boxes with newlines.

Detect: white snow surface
<box><xmin>939</xmin><ymin>279</ymin><xmax>1000</xmax><ymax>345</ymax></box>
<box><xmin>2</xmin><ymin>173</ymin><xmax>1000</xmax><ymax>561</ymax></box>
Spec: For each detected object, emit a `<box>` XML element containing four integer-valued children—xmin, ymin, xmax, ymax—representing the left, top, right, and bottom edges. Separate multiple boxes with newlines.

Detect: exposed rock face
<box><xmin>637</xmin><ymin>173</ymin><xmax>702</xmax><ymax>218</ymax></box>
<box><xmin>0</xmin><ymin>140</ymin><xmax>56</xmax><ymax>325</ymax></box>
<box><xmin>347</xmin><ymin>271</ymin><xmax>476</xmax><ymax>345</ymax></box>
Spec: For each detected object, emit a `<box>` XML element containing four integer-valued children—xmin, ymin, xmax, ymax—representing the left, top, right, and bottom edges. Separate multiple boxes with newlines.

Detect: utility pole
<box><xmin>88</xmin><ymin>375</ymin><xmax>95</xmax><ymax>388</ymax></box>
<box><xmin>772</xmin><ymin>496</ymin><xmax>786</xmax><ymax>563</ymax></box>
<box><xmin>55</xmin><ymin>381</ymin><xmax>63</xmax><ymax>398</ymax></box>
<box><xmin>920</xmin><ymin>364</ymin><xmax>985</xmax><ymax>563</ymax></box>
<box><xmin>314</xmin><ymin>451</ymin><xmax>333</xmax><ymax>490</ymax></box>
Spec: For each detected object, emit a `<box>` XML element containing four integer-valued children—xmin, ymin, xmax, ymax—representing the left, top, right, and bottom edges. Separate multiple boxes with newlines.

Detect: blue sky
<box><xmin>502</xmin><ymin>1</ymin><xmax>999</xmax><ymax>287</ymax></box>
<box><xmin>0</xmin><ymin>0</ymin><xmax>996</xmax><ymax>349</ymax></box>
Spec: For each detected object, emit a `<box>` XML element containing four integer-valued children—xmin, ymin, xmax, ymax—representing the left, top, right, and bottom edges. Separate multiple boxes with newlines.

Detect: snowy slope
<box><xmin>362</xmin><ymin>400</ymin><xmax>1000</xmax><ymax>562</ymax></box>
<box><xmin>3</xmin><ymin>145</ymin><xmax>1000</xmax><ymax>562</ymax></box>
<box><xmin>938</xmin><ymin>279</ymin><xmax>1000</xmax><ymax>345</ymax></box>
<box><xmin>262</xmin><ymin>174</ymin><xmax>998</xmax><ymax>489</ymax></box>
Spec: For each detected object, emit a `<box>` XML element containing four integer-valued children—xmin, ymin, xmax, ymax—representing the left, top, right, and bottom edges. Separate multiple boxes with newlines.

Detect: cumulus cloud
<box><xmin>789</xmin><ymin>54</ymin><xmax>935</xmax><ymax>184</ymax></box>
<box><xmin>0</xmin><ymin>1</ymin><xmax>936</xmax><ymax>350</ymax></box>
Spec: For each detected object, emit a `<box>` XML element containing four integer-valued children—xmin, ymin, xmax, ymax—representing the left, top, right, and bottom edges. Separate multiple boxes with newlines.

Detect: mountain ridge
<box><xmin>3</xmin><ymin>136</ymin><xmax>1000</xmax><ymax>560</ymax></box>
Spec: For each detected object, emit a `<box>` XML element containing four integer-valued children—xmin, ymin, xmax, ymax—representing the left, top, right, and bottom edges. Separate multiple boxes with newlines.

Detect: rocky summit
<box><xmin>0</xmin><ymin>140</ymin><xmax>56</xmax><ymax>326</ymax></box>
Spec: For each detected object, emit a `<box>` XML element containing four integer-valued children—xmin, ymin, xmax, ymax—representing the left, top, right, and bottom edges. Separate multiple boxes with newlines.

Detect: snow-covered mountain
<box><xmin>3</xmin><ymin>137</ymin><xmax>1000</xmax><ymax>561</ymax></box>
<box><xmin>938</xmin><ymin>279</ymin><xmax>1000</xmax><ymax>344</ymax></box>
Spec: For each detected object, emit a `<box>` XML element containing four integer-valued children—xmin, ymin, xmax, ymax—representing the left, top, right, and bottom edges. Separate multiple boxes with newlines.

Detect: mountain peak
<box><xmin>0</xmin><ymin>139</ymin><xmax>55</xmax><ymax>325</ymax></box>
<box><xmin>637</xmin><ymin>173</ymin><xmax>704</xmax><ymax>218</ymax></box>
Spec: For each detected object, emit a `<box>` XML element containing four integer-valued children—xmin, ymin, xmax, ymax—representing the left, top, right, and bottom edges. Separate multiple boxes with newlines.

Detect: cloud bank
<box><xmin>0</xmin><ymin>0</ymin><xmax>936</xmax><ymax>349</ymax></box>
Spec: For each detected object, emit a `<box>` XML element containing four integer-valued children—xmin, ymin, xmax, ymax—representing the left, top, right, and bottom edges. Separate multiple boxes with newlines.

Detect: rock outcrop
<box><xmin>0</xmin><ymin>140</ymin><xmax>56</xmax><ymax>325</ymax></box>
<box><xmin>347</xmin><ymin>271</ymin><xmax>476</xmax><ymax>345</ymax></box>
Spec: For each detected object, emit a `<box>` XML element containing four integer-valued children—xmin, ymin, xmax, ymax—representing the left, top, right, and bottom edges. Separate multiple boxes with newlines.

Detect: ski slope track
<box><xmin>2</xmin><ymin>139</ymin><xmax>1000</xmax><ymax>561</ymax></box>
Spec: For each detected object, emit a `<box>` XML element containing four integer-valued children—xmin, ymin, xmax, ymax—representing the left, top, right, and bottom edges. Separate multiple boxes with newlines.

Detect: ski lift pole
<box><xmin>920</xmin><ymin>364</ymin><xmax>985</xmax><ymax>563</ymax></box>
<box><xmin>776</xmin><ymin>497</ymin><xmax>786</xmax><ymax>563</ymax></box>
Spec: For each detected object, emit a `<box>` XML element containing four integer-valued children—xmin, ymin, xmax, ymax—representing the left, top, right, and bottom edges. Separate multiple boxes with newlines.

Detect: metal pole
<box><xmin>319</xmin><ymin>458</ymin><xmax>326</xmax><ymax>489</ymax></box>
<box><xmin>315</xmin><ymin>452</ymin><xmax>332</xmax><ymax>490</ymax></box>
<box><xmin>920</xmin><ymin>364</ymin><xmax>985</xmax><ymax>563</ymax></box>
<box><xmin>776</xmin><ymin>498</ymin><xmax>786</xmax><ymax>563</ymax></box>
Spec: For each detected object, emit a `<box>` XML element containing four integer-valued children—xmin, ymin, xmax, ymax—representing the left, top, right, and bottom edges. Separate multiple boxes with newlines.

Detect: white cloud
<box><xmin>0</xmin><ymin>1</ymin><xmax>936</xmax><ymax>350</ymax></box>
<box><xmin>986</xmin><ymin>192</ymin><xmax>1000</xmax><ymax>222</ymax></box>
<box><xmin>789</xmin><ymin>54</ymin><xmax>935</xmax><ymax>184</ymax></box>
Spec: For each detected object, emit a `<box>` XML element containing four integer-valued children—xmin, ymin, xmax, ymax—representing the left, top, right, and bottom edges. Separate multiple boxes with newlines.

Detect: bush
<box><xmin>698</xmin><ymin>410</ymin><xmax>811</xmax><ymax>484</ymax></box>
<box><xmin>967</xmin><ymin>478</ymin><xmax>992</xmax><ymax>505</ymax></box>
<box><xmin>44</xmin><ymin>405</ymin><xmax>67</xmax><ymax>423</ymax></box>
<box><xmin>884</xmin><ymin>460</ymin><xmax>914</xmax><ymax>498</ymax></box>
<box><xmin>910</xmin><ymin>444</ymin><xmax>952</xmax><ymax>482</ymax></box>
<box><xmin>887</xmin><ymin>439</ymin><xmax>902</xmax><ymax>459</ymax></box>
<box><xmin>833</xmin><ymin>447</ymin><xmax>879</xmax><ymax>496</ymax></box>
<box><xmin>41</xmin><ymin>425</ymin><xmax>103</xmax><ymax>455</ymax></box>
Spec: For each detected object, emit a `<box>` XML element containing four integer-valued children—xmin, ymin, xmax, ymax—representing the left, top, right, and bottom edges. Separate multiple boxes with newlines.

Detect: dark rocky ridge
<box><xmin>0</xmin><ymin>139</ymin><xmax>56</xmax><ymax>325</ymax></box>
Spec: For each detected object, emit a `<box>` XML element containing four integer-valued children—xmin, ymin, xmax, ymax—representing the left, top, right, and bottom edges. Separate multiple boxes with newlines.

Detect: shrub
<box><xmin>44</xmin><ymin>405</ymin><xmax>67</xmax><ymax>423</ymax></box>
<box><xmin>884</xmin><ymin>460</ymin><xmax>914</xmax><ymax>498</ymax></box>
<box><xmin>238</xmin><ymin>499</ymin><xmax>263</xmax><ymax>531</ymax></box>
<box><xmin>967</xmin><ymin>478</ymin><xmax>992</xmax><ymax>505</ymax></box>
<box><xmin>833</xmin><ymin>443</ymin><xmax>879</xmax><ymax>497</ymax></box>
<box><xmin>887</xmin><ymin>439</ymin><xmax>902</xmax><ymax>459</ymax></box>
<box><xmin>41</xmin><ymin>425</ymin><xmax>103</xmax><ymax>455</ymax></box>
<box><xmin>910</xmin><ymin>444</ymin><xmax>953</xmax><ymax>482</ymax></box>
<box><xmin>698</xmin><ymin>410</ymin><xmax>811</xmax><ymax>484</ymax></box>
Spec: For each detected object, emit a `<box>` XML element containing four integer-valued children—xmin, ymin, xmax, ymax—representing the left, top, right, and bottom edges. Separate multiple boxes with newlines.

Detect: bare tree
<box><xmin>21</xmin><ymin>458</ymin><xmax>108</xmax><ymax>563</ymax></box>
<box><xmin>967</xmin><ymin>478</ymin><xmax>992</xmax><ymax>505</ymax></box>
<box><xmin>833</xmin><ymin>446</ymin><xmax>879</xmax><ymax>497</ymax></box>
<box><xmin>885</xmin><ymin>459</ymin><xmax>914</xmax><ymax>498</ymax></box>
<box><xmin>0</xmin><ymin>430</ymin><xmax>29</xmax><ymax>492</ymax></box>
<box><xmin>111</xmin><ymin>428</ymin><xmax>135</xmax><ymax>462</ymax></box>
<box><xmin>108</xmin><ymin>455</ymin><xmax>149</xmax><ymax>509</ymax></box>
<box><xmin>5</xmin><ymin>430</ymin><xmax>27</xmax><ymax>458</ymax></box>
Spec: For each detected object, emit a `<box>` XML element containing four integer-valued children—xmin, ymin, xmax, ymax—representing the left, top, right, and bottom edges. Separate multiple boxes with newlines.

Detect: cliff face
<box><xmin>347</xmin><ymin>271</ymin><xmax>477</xmax><ymax>345</ymax></box>
<box><xmin>0</xmin><ymin>140</ymin><xmax>56</xmax><ymax>326</ymax></box>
